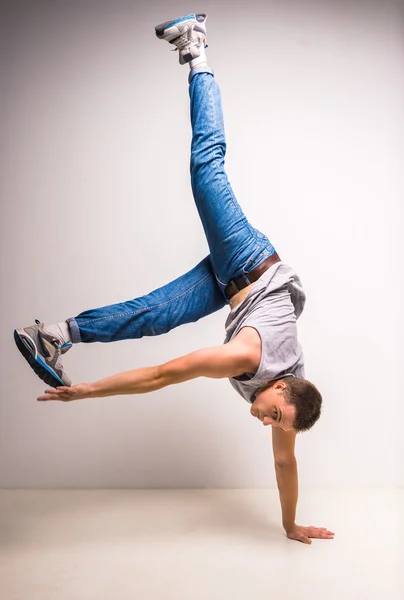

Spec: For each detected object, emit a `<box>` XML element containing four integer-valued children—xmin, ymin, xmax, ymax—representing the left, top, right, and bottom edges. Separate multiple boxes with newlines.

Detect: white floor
<box><xmin>0</xmin><ymin>489</ymin><xmax>403</xmax><ymax>600</ymax></box>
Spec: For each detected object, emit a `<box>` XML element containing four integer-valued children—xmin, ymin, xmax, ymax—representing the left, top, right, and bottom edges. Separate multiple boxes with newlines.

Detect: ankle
<box><xmin>190</xmin><ymin>60</ymin><xmax>208</xmax><ymax>70</ymax></box>
<box><xmin>44</xmin><ymin>321</ymin><xmax>72</xmax><ymax>345</ymax></box>
<box><xmin>189</xmin><ymin>41</ymin><xmax>207</xmax><ymax>69</ymax></box>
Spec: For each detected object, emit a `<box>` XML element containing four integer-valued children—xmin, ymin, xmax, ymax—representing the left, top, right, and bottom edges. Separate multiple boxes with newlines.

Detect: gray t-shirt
<box><xmin>224</xmin><ymin>261</ymin><xmax>306</xmax><ymax>403</ymax></box>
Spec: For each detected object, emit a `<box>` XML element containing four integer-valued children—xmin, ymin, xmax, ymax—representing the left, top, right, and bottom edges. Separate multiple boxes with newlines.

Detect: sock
<box><xmin>44</xmin><ymin>321</ymin><xmax>72</xmax><ymax>345</ymax></box>
<box><xmin>189</xmin><ymin>42</ymin><xmax>207</xmax><ymax>69</ymax></box>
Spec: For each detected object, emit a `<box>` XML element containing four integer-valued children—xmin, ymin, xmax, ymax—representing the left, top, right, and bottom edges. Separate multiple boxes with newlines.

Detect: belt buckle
<box><xmin>225</xmin><ymin>280</ymin><xmax>239</xmax><ymax>300</ymax></box>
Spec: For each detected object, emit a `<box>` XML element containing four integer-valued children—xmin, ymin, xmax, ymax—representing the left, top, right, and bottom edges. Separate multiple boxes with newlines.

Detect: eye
<box><xmin>272</xmin><ymin>408</ymin><xmax>278</xmax><ymax>420</ymax></box>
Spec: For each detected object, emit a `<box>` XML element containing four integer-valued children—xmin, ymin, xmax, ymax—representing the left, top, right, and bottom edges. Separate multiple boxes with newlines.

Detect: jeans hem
<box><xmin>188</xmin><ymin>65</ymin><xmax>214</xmax><ymax>84</ymax></box>
<box><xmin>66</xmin><ymin>317</ymin><xmax>82</xmax><ymax>344</ymax></box>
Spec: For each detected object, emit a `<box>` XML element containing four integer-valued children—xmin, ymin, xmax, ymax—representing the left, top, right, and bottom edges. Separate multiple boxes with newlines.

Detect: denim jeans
<box><xmin>67</xmin><ymin>68</ymin><xmax>277</xmax><ymax>344</ymax></box>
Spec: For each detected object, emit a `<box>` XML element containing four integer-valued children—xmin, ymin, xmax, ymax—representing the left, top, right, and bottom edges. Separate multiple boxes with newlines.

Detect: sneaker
<box><xmin>14</xmin><ymin>320</ymin><xmax>72</xmax><ymax>388</ymax></box>
<box><xmin>155</xmin><ymin>13</ymin><xmax>207</xmax><ymax>65</ymax></box>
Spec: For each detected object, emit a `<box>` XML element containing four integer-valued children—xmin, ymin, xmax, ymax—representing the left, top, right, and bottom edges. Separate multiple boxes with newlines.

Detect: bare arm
<box><xmin>38</xmin><ymin>338</ymin><xmax>256</xmax><ymax>401</ymax></box>
<box><xmin>272</xmin><ymin>427</ymin><xmax>335</xmax><ymax>544</ymax></box>
<box><xmin>89</xmin><ymin>340</ymin><xmax>252</xmax><ymax>398</ymax></box>
<box><xmin>272</xmin><ymin>427</ymin><xmax>298</xmax><ymax>531</ymax></box>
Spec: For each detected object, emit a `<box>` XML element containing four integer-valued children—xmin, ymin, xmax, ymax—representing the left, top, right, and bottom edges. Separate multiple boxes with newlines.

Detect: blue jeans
<box><xmin>67</xmin><ymin>68</ymin><xmax>277</xmax><ymax>344</ymax></box>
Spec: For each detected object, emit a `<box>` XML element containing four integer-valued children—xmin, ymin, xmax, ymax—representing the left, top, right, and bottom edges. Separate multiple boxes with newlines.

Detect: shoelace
<box><xmin>171</xmin><ymin>29</ymin><xmax>206</xmax><ymax>52</ymax></box>
<box><xmin>172</xmin><ymin>31</ymin><xmax>191</xmax><ymax>50</ymax></box>
<box><xmin>36</xmin><ymin>319</ymin><xmax>64</xmax><ymax>356</ymax></box>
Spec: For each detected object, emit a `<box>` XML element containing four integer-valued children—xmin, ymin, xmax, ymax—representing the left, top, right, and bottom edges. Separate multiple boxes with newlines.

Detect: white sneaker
<box><xmin>14</xmin><ymin>320</ymin><xmax>72</xmax><ymax>387</ymax></box>
<box><xmin>155</xmin><ymin>13</ymin><xmax>207</xmax><ymax>65</ymax></box>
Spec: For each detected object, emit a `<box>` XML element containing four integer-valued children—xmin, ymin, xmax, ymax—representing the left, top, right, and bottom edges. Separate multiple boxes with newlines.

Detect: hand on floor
<box><xmin>286</xmin><ymin>524</ymin><xmax>335</xmax><ymax>544</ymax></box>
<box><xmin>37</xmin><ymin>383</ymin><xmax>91</xmax><ymax>402</ymax></box>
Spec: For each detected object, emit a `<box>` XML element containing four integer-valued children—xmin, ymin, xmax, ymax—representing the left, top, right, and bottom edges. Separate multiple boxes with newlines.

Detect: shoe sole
<box><xmin>14</xmin><ymin>329</ymin><xmax>68</xmax><ymax>388</ymax></box>
<box><xmin>155</xmin><ymin>14</ymin><xmax>197</xmax><ymax>38</ymax></box>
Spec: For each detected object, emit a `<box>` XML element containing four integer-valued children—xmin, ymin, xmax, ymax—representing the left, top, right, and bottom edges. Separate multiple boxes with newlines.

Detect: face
<box><xmin>250</xmin><ymin>381</ymin><xmax>296</xmax><ymax>432</ymax></box>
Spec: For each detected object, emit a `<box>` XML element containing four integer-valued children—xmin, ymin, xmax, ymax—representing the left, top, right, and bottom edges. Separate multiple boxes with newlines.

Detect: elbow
<box><xmin>154</xmin><ymin>365</ymin><xmax>168</xmax><ymax>390</ymax></box>
<box><xmin>274</xmin><ymin>455</ymin><xmax>297</xmax><ymax>470</ymax></box>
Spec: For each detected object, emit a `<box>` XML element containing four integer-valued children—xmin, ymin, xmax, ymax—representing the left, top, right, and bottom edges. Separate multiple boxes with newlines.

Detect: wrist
<box><xmin>87</xmin><ymin>383</ymin><xmax>97</xmax><ymax>399</ymax></box>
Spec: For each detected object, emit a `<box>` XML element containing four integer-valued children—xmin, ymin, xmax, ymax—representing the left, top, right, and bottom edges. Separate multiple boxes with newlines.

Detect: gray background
<box><xmin>0</xmin><ymin>0</ymin><xmax>403</xmax><ymax>488</ymax></box>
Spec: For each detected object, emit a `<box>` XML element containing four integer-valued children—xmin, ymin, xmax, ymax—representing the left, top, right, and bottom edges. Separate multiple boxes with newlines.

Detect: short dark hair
<box><xmin>283</xmin><ymin>377</ymin><xmax>322</xmax><ymax>432</ymax></box>
<box><xmin>262</xmin><ymin>377</ymin><xmax>322</xmax><ymax>432</ymax></box>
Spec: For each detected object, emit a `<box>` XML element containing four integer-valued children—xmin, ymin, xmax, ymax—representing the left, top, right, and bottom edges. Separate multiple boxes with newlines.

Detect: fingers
<box><xmin>37</xmin><ymin>386</ymin><xmax>71</xmax><ymax>402</ymax></box>
<box><xmin>307</xmin><ymin>527</ymin><xmax>335</xmax><ymax>539</ymax></box>
<box><xmin>288</xmin><ymin>525</ymin><xmax>335</xmax><ymax>544</ymax></box>
<box><xmin>291</xmin><ymin>533</ymin><xmax>312</xmax><ymax>544</ymax></box>
<box><xmin>37</xmin><ymin>384</ymin><xmax>88</xmax><ymax>402</ymax></box>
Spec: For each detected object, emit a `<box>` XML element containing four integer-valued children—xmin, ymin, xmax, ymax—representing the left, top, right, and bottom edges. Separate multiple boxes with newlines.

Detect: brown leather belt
<box><xmin>224</xmin><ymin>253</ymin><xmax>281</xmax><ymax>300</ymax></box>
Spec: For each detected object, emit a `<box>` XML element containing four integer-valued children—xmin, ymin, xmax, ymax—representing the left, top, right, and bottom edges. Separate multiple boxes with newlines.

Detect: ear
<box><xmin>275</xmin><ymin>380</ymin><xmax>287</xmax><ymax>391</ymax></box>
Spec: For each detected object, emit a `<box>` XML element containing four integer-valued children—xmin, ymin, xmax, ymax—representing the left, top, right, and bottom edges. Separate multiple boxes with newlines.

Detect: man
<box><xmin>14</xmin><ymin>14</ymin><xmax>334</xmax><ymax>544</ymax></box>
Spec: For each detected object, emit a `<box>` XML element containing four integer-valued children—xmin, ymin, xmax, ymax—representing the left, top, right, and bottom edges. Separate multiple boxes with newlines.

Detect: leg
<box><xmin>189</xmin><ymin>69</ymin><xmax>277</xmax><ymax>290</ymax></box>
<box><xmin>67</xmin><ymin>256</ymin><xmax>225</xmax><ymax>343</ymax></box>
<box><xmin>15</xmin><ymin>256</ymin><xmax>225</xmax><ymax>386</ymax></box>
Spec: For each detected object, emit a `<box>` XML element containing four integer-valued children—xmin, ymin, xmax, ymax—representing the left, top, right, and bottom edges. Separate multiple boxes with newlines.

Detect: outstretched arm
<box><xmin>272</xmin><ymin>427</ymin><xmax>335</xmax><ymax>544</ymax></box>
<box><xmin>37</xmin><ymin>338</ymin><xmax>255</xmax><ymax>402</ymax></box>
